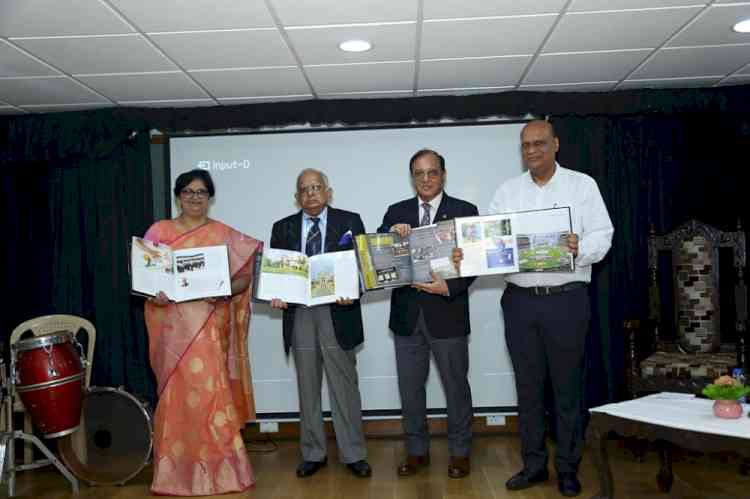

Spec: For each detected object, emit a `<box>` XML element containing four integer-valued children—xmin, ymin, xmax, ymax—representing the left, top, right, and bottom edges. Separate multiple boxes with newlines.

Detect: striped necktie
<box><xmin>420</xmin><ymin>202</ymin><xmax>431</xmax><ymax>227</ymax></box>
<box><xmin>305</xmin><ymin>217</ymin><xmax>321</xmax><ymax>256</ymax></box>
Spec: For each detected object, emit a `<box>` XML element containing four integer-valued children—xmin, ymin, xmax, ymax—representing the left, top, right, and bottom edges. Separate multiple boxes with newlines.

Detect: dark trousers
<box><xmin>501</xmin><ymin>284</ymin><xmax>590</xmax><ymax>474</ymax></box>
<box><xmin>394</xmin><ymin>313</ymin><xmax>473</xmax><ymax>457</ymax></box>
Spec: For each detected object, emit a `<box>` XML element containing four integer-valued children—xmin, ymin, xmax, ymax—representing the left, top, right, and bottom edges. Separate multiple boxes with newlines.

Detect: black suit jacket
<box><xmin>270</xmin><ymin>207</ymin><xmax>366</xmax><ymax>354</ymax></box>
<box><xmin>378</xmin><ymin>193</ymin><xmax>478</xmax><ymax>338</ymax></box>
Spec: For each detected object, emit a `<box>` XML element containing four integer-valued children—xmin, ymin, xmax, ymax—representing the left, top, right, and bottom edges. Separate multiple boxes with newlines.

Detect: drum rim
<box><xmin>15</xmin><ymin>372</ymin><xmax>84</xmax><ymax>392</ymax></box>
<box><xmin>12</xmin><ymin>331</ymin><xmax>74</xmax><ymax>352</ymax></box>
<box><xmin>58</xmin><ymin>385</ymin><xmax>154</xmax><ymax>486</ymax></box>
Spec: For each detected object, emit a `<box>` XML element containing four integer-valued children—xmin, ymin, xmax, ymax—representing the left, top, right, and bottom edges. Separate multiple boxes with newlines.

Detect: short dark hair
<box><xmin>173</xmin><ymin>169</ymin><xmax>215</xmax><ymax>198</ymax></box>
<box><xmin>409</xmin><ymin>149</ymin><xmax>445</xmax><ymax>173</ymax></box>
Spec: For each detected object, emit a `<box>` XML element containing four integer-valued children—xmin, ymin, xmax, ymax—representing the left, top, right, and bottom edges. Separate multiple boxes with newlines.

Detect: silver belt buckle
<box><xmin>534</xmin><ymin>286</ymin><xmax>551</xmax><ymax>296</ymax></box>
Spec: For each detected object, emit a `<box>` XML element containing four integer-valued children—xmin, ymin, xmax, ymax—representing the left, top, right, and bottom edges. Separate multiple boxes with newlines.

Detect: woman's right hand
<box><xmin>149</xmin><ymin>291</ymin><xmax>171</xmax><ymax>307</ymax></box>
<box><xmin>270</xmin><ymin>298</ymin><xmax>288</xmax><ymax>310</ymax></box>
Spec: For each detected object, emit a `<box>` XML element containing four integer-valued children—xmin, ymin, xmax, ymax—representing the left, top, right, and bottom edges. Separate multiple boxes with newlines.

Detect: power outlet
<box><xmin>486</xmin><ymin>415</ymin><xmax>506</xmax><ymax>426</ymax></box>
<box><xmin>259</xmin><ymin>421</ymin><xmax>279</xmax><ymax>433</ymax></box>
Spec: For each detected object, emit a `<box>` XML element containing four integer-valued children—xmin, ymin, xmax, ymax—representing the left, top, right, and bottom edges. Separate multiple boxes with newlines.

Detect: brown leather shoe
<box><xmin>397</xmin><ymin>454</ymin><xmax>430</xmax><ymax>476</ymax></box>
<box><xmin>448</xmin><ymin>456</ymin><xmax>470</xmax><ymax>479</ymax></box>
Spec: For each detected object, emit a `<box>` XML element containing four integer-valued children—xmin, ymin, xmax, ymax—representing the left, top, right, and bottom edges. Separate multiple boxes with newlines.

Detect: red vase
<box><xmin>713</xmin><ymin>399</ymin><xmax>743</xmax><ymax>419</ymax></box>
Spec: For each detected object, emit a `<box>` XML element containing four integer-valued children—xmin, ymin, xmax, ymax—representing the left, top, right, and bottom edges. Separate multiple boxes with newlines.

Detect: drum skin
<box><xmin>14</xmin><ymin>332</ymin><xmax>84</xmax><ymax>438</ymax></box>
<box><xmin>58</xmin><ymin>386</ymin><xmax>153</xmax><ymax>486</ymax></box>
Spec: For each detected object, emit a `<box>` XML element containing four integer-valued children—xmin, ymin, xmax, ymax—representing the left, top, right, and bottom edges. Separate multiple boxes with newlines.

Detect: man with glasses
<box><xmin>269</xmin><ymin>168</ymin><xmax>371</xmax><ymax>479</ymax></box>
<box><xmin>489</xmin><ymin>120</ymin><xmax>613</xmax><ymax>497</ymax></box>
<box><xmin>378</xmin><ymin>149</ymin><xmax>478</xmax><ymax>479</ymax></box>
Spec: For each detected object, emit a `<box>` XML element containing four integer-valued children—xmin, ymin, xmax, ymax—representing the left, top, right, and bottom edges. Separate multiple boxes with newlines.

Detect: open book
<box><xmin>253</xmin><ymin>248</ymin><xmax>360</xmax><ymax>306</ymax></box>
<box><xmin>130</xmin><ymin>237</ymin><xmax>231</xmax><ymax>302</ymax></box>
<box><xmin>355</xmin><ymin>220</ymin><xmax>458</xmax><ymax>290</ymax></box>
<box><xmin>455</xmin><ymin>207</ymin><xmax>574</xmax><ymax>276</ymax></box>
<box><xmin>355</xmin><ymin>207</ymin><xmax>574</xmax><ymax>290</ymax></box>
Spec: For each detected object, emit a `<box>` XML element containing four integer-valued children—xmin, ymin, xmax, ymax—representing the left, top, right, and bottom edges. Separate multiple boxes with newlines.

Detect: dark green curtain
<box><xmin>0</xmin><ymin>111</ymin><xmax>156</xmax><ymax>402</ymax></box>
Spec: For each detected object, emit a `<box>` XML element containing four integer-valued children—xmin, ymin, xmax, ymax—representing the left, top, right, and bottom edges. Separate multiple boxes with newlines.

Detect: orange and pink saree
<box><xmin>144</xmin><ymin>219</ymin><xmax>261</xmax><ymax>496</ymax></box>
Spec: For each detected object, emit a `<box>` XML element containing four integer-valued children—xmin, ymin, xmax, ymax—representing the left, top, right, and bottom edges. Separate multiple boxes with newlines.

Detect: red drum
<box><xmin>12</xmin><ymin>331</ymin><xmax>84</xmax><ymax>438</ymax></box>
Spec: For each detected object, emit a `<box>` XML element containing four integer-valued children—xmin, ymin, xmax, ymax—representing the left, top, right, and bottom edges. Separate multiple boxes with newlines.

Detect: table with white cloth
<box><xmin>587</xmin><ymin>393</ymin><xmax>750</xmax><ymax>499</ymax></box>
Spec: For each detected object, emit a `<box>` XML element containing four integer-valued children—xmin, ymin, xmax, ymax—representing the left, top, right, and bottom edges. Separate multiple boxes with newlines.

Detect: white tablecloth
<box><xmin>589</xmin><ymin>393</ymin><xmax>750</xmax><ymax>440</ymax></box>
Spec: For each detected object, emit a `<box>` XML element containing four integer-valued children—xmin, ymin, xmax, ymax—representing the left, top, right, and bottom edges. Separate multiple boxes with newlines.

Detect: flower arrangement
<box><xmin>702</xmin><ymin>375</ymin><xmax>750</xmax><ymax>401</ymax></box>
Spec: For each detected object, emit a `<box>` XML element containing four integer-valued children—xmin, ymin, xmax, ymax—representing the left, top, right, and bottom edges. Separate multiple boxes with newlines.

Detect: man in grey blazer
<box><xmin>269</xmin><ymin>168</ymin><xmax>371</xmax><ymax>479</ymax></box>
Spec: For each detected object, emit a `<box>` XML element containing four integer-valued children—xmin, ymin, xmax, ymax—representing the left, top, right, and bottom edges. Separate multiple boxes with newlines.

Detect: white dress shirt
<box><xmin>417</xmin><ymin>191</ymin><xmax>443</xmax><ymax>226</ymax></box>
<box><xmin>488</xmin><ymin>164</ymin><xmax>614</xmax><ymax>287</ymax></box>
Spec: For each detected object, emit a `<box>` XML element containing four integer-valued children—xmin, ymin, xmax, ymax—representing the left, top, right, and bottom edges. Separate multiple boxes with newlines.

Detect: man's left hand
<box><xmin>336</xmin><ymin>297</ymin><xmax>355</xmax><ymax>305</ymax></box>
<box><xmin>412</xmin><ymin>272</ymin><xmax>449</xmax><ymax>296</ymax></box>
<box><xmin>567</xmin><ymin>233</ymin><xmax>579</xmax><ymax>257</ymax></box>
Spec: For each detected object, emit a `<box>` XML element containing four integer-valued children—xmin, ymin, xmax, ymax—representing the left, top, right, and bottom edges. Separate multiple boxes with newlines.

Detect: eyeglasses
<box><xmin>412</xmin><ymin>169</ymin><xmax>442</xmax><ymax>180</ymax></box>
<box><xmin>180</xmin><ymin>188</ymin><xmax>210</xmax><ymax>199</ymax></box>
<box><xmin>298</xmin><ymin>184</ymin><xmax>326</xmax><ymax>195</ymax></box>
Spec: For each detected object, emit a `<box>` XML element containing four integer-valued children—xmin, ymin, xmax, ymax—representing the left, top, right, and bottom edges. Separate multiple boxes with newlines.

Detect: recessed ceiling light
<box><xmin>339</xmin><ymin>40</ymin><xmax>372</xmax><ymax>52</ymax></box>
<box><xmin>733</xmin><ymin>18</ymin><xmax>750</xmax><ymax>33</ymax></box>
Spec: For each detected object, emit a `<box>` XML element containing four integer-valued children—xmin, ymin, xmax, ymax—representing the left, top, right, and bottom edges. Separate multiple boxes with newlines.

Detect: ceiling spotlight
<box><xmin>339</xmin><ymin>40</ymin><xmax>372</xmax><ymax>52</ymax></box>
<box><xmin>733</xmin><ymin>18</ymin><xmax>750</xmax><ymax>33</ymax></box>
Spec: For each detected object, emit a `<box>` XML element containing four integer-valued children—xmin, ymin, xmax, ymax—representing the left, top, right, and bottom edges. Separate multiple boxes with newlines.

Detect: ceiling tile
<box><xmin>632</xmin><ymin>45</ymin><xmax>750</xmax><ymax>78</ymax></box>
<box><xmin>524</xmin><ymin>50</ymin><xmax>651</xmax><ymax>84</ymax></box>
<box><xmin>570</xmin><ymin>0</ymin><xmax>707</xmax><ymax>11</ymax></box>
<box><xmin>618</xmin><ymin>76</ymin><xmax>721</xmax><ymax>89</ymax></box>
<box><xmin>0</xmin><ymin>77</ymin><xmax>109</xmax><ymax>105</ymax></box>
<box><xmin>108</xmin><ymin>0</ymin><xmax>275</xmax><ymax>31</ymax></box>
<box><xmin>77</xmin><ymin>72</ymin><xmax>209</xmax><ymax>102</ymax></box>
<box><xmin>218</xmin><ymin>95</ymin><xmax>312</xmax><ymax>104</ymax></box>
<box><xmin>668</xmin><ymin>4</ymin><xmax>750</xmax><ymax>47</ymax></box>
<box><xmin>287</xmin><ymin>24</ymin><xmax>415</xmax><ymax>65</ymax></box>
<box><xmin>117</xmin><ymin>99</ymin><xmax>216</xmax><ymax>108</ymax></box>
<box><xmin>424</xmin><ymin>0</ymin><xmax>566</xmax><ymax>19</ymax></box>
<box><xmin>22</xmin><ymin>103</ymin><xmax>115</xmax><ymax>113</ymax></box>
<box><xmin>150</xmin><ymin>30</ymin><xmax>295</xmax><ymax>70</ymax></box>
<box><xmin>305</xmin><ymin>61</ymin><xmax>414</xmax><ymax>93</ymax></box>
<box><xmin>0</xmin><ymin>106</ymin><xmax>25</xmax><ymax>115</ymax></box>
<box><xmin>320</xmin><ymin>90</ymin><xmax>416</xmax><ymax>99</ymax></box>
<box><xmin>0</xmin><ymin>0</ymin><xmax>133</xmax><ymax>37</ymax></box>
<box><xmin>14</xmin><ymin>35</ymin><xmax>177</xmax><ymax>74</ymax></box>
<box><xmin>519</xmin><ymin>81</ymin><xmax>617</xmax><ymax>91</ymax></box>
<box><xmin>271</xmin><ymin>0</ymin><xmax>417</xmax><ymax>26</ymax></box>
<box><xmin>417</xmin><ymin>86</ymin><xmax>514</xmax><ymax>96</ymax></box>
<box><xmin>545</xmin><ymin>8</ymin><xmax>701</xmax><ymax>52</ymax></box>
<box><xmin>0</xmin><ymin>40</ymin><xmax>59</xmax><ymax>77</ymax></box>
<box><xmin>717</xmin><ymin>75</ymin><xmax>750</xmax><ymax>85</ymax></box>
<box><xmin>191</xmin><ymin>67</ymin><xmax>310</xmax><ymax>98</ymax></box>
<box><xmin>421</xmin><ymin>16</ymin><xmax>557</xmax><ymax>59</ymax></box>
<box><xmin>419</xmin><ymin>56</ymin><xmax>530</xmax><ymax>89</ymax></box>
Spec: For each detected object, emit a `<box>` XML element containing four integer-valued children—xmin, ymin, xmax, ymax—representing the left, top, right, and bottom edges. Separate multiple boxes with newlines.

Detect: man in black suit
<box><xmin>378</xmin><ymin>149</ymin><xmax>478</xmax><ymax>479</ymax></box>
<box><xmin>270</xmin><ymin>168</ymin><xmax>371</xmax><ymax>479</ymax></box>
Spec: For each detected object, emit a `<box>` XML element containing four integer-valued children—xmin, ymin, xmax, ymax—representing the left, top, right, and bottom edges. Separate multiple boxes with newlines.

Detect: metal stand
<box><xmin>0</xmin><ymin>357</ymin><xmax>79</xmax><ymax>497</ymax></box>
<box><xmin>1</xmin><ymin>431</ymin><xmax>79</xmax><ymax>496</ymax></box>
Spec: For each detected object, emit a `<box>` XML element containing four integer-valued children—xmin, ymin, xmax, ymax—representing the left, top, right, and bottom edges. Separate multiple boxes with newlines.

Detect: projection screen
<box><xmin>169</xmin><ymin>121</ymin><xmax>527</xmax><ymax>420</ymax></box>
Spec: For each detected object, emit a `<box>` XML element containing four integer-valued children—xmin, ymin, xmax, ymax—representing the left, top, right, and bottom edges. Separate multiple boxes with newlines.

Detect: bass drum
<box><xmin>58</xmin><ymin>386</ymin><xmax>153</xmax><ymax>486</ymax></box>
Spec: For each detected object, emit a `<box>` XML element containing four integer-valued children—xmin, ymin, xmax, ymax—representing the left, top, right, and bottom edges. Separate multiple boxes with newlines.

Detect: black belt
<box><xmin>506</xmin><ymin>281</ymin><xmax>587</xmax><ymax>296</ymax></box>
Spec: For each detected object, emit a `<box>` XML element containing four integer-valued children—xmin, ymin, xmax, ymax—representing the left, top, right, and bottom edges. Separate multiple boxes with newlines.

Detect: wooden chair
<box><xmin>8</xmin><ymin>314</ymin><xmax>96</xmax><ymax>466</ymax></box>
<box><xmin>624</xmin><ymin>220</ymin><xmax>748</xmax><ymax>478</ymax></box>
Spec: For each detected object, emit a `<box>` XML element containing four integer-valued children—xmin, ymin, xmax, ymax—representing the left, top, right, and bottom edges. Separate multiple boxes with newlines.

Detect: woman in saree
<box><xmin>144</xmin><ymin>169</ymin><xmax>261</xmax><ymax>496</ymax></box>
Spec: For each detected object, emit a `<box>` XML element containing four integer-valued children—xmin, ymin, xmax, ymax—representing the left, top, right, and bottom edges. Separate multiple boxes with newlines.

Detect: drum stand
<box><xmin>0</xmin><ymin>360</ymin><xmax>79</xmax><ymax>497</ymax></box>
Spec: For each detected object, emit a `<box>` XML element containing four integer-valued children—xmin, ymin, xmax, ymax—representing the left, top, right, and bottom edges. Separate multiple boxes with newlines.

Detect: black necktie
<box><xmin>420</xmin><ymin>202</ymin><xmax>431</xmax><ymax>226</ymax></box>
<box><xmin>305</xmin><ymin>217</ymin><xmax>321</xmax><ymax>256</ymax></box>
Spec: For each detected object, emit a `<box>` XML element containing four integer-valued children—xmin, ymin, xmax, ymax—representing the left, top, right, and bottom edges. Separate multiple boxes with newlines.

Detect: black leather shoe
<box><xmin>346</xmin><ymin>459</ymin><xmax>372</xmax><ymax>478</ymax></box>
<box><xmin>557</xmin><ymin>472</ymin><xmax>582</xmax><ymax>497</ymax></box>
<box><xmin>505</xmin><ymin>468</ymin><xmax>549</xmax><ymax>490</ymax></box>
<box><xmin>296</xmin><ymin>457</ymin><xmax>327</xmax><ymax>478</ymax></box>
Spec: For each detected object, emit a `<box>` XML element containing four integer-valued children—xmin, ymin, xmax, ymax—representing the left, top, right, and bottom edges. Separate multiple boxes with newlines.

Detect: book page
<box><xmin>172</xmin><ymin>245</ymin><xmax>231</xmax><ymax>302</ymax></box>
<box><xmin>354</xmin><ymin>233</ymin><xmax>412</xmax><ymax>290</ymax></box>
<box><xmin>455</xmin><ymin>214</ymin><xmax>519</xmax><ymax>276</ymax></box>
<box><xmin>254</xmin><ymin>248</ymin><xmax>310</xmax><ymax>305</ymax></box>
<box><xmin>515</xmin><ymin>207</ymin><xmax>574</xmax><ymax>272</ymax></box>
<box><xmin>308</xmin><ymin>250</ymin><xmax>360</xmax><ymax>307</ymax></box>
<box><xmin>130</xmin><ymin>237</ymin><xmax>175</xmax><ymax>298</ymax></box>
<box><xmin>409</xmin><ymin>220</ymin><xmax>459</xmax><ymax>283</ymax></box>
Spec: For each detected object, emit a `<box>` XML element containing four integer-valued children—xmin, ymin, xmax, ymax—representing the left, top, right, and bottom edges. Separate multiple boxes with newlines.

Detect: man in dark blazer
<box><xmin>269</xmin><ymin>168</ymin><xmax>371</xmax><ymax>479</ymax></box>
<box><xmin>378</xmin><ymin>149</ymin><xmax>478</xmax><ymax>479</ymax></box>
